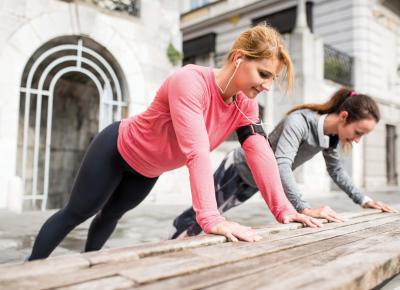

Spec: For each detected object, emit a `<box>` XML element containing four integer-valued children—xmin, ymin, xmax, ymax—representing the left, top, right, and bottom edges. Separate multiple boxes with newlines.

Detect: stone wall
<box><xmin>0</xmin><ymin>0</ymin><xmax>182</xmax><ymax>211</ymax></box>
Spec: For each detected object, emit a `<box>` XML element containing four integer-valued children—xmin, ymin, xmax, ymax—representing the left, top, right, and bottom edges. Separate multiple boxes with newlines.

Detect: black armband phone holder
<box><xmin>236</xmin><ymin>123</ymin><xmax>267</xmax><ymax>146</ymax></box>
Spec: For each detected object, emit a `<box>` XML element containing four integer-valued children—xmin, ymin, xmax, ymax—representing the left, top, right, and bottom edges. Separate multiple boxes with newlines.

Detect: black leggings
<box><xmin>28</xmin><ymin>122</ymin><xmax>158</xmax><ymax>260</ymax></box>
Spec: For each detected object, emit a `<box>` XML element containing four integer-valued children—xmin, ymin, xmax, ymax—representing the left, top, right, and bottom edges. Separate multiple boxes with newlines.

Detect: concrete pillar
<box><xmin>352</xmin><ymin>56</ymin><xmax>365</xmax><ymax>188</ymax></box>
<box><xmin>294</xmin><ymin>0</ymin><xmax>308</xmax><ymax>33</ymax></box>
<box><xmin>7</xmin><ymin>176</ymin><xmax>23</xmax><ymax>213</ymax></box>
<box><xmin>282</xmin><ymin>0</ymin><xmax>329</xmax><ymax>198</ymax></box>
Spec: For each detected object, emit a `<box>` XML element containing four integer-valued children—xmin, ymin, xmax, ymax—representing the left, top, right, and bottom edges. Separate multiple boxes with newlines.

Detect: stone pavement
<box><xmin>1</xmin><ymin>190</ymin><xmax>400</xmax><ymax>266</ymax></box>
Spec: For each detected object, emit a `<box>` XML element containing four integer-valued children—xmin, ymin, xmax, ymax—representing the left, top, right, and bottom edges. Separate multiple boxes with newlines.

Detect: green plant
<box><xmin>167</xmin><ymin>42</ymin><xmax>182</xmax><ymax>66</ymax></box>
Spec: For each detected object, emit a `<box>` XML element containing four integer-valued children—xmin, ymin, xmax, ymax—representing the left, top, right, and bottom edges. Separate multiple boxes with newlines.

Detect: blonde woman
<box><xmin>28</xmin><ymin>24</ymin><xmax>318</xmax><ymax>260</ymax></box>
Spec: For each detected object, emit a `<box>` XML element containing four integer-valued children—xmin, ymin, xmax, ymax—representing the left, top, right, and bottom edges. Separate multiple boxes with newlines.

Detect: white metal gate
<box><xmin>19</xmin><ymin>38</ymin><xmax>127</xmax><ymax>210</ymax></box>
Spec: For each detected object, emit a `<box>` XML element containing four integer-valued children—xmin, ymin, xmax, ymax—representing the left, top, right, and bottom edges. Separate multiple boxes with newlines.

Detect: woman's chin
<box><xmin>339</xmin><ymin>139</ymin><xmax>353</xmax><ymax>147</ymax></box>
<box><xmin>244</xmin><ymin>90</ymin><xmax>258</xmax><ymax>99</ymax></box>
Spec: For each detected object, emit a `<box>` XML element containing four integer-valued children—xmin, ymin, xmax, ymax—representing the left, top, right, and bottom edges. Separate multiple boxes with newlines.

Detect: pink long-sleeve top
<box><xmin>118</xmin><ymin>64</ymin><xmax>296</xmax><ymax>233</ymax></box>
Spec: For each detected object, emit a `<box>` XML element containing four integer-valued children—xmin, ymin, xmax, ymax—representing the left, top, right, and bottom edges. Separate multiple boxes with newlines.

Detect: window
<box><xmin>386</xmin><ymin>124</ymin><xmax>398</xmax><ymax>185</ymax></box>
<box><xmin>252</xmin><ymin>1</ymin><xmax>314</xmax><ymax>33</ymax></box>
<box><xmin>190</xmin><ymin>0</ymin><xmax>209</xmax><ymax>10</ymax></box>
<box><xmin>183</xmin><ymin>33</ymin><xmax>216</xmax><ymax>66</ymax></box>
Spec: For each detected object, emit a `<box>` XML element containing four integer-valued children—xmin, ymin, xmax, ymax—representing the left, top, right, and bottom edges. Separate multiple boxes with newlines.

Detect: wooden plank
<box><xmin>253</xmin><ymin>209</ymin><xmax>382</xmax><ymax>236</ymax></box>
<box><xmin>0</xmin><ymin>210</ymin><xmax>391</xmax><ymax>290</ymax></box>
<box><xmin>0</xmin><ymin>259</ymin><xmax>141</xmax><ymax>290</ymax></box>
<box><xmin>260</xmin><ymin>237</ymin><xmax>400</xmax><ymax>290</ymax></box>
<box><xmin>273</xmin><ymin>240</ymin><xmax>400</xmax><ymax>290</ymax></box>
<box><xmin>255</xmin><ymin>211</ymin><xmax>388</xmax><ymax>238</ymax></box>
<box><xmin>125</xmin><ymin>218</ymin><xmax>400</xmax><ymax>290</ymax></box>
<box><xmin>55</xmin><ymin>276</ymin><xmax>135</xmax><ymax>290</ymax></box>
<box><xmin>201</xmin><ymin>229</ymin><xmax>400</xmax><ymax>290</ymax></box>
<box><xmin>120</xmin><ymin>235</ymin><xmax>225</xmax><ymax>258</ymax></box>
<box><xmin>0</xmin><ymin>208</ymin><xmax>380</xmax><ymax>277</ymax></box>
<box><xmin>79</xmin><ymin>209</ymin><xmax>384</xmax><ymax>266</ymax></box>
<box><xmin>0</xmin><ymin>253</ymin><xmax>90</xmax><ymax>282</ymax></box>
<box><xmin>96</xmin><ymin>209</ymin><xmax>383</xmax><ymax>265</ymax></box>
<box><xmin>1</xmin><ymin>213</ymin><xmax>392</xmax><ymax>290</ymax></box>
<box><xmin>325</xmin><ymin>208</ymin><xmax>381</xmax><ymax>219</ymax></box>
<box><xmin>117</xmin><ymin>214</ymin><xmax>400</xmax><ymax>284</ymax></box>
<box><xmin>188</xmin><ymin>213</ymin><xmax>397</xmax><ymax>260</ymax></box>
<box><xmin>81</xmin><ymin>235</ymin><xmax>226</xmax><ymax>265</ymax></box>
<box><xmin>82</xmin><ymin>246</ymin><xmax>140</xmax><ymax>265</ymax></box>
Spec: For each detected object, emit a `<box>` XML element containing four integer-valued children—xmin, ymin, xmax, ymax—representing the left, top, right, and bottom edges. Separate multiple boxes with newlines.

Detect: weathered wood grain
<box><xmin>56</xmin><ymin>276</ymin><xmax>135</xmax><ymax>290</ymax></box>
<box><xmin>0</xmin><ymin>253</ymin><xmax>90</xmax><ymax>281</ymax></box>
<box><xmin>118</xmin><ymin>214</ymin><xmax>399</xmax><ymax>284</ymax></box>
<box><xmin>0</xmin><ymin>210</ymin><xmax>397</xmax><ymax>290</ymax></box>
<box><xmin>202</xmin><ymin>228</ymin><xmax>400</xmax><ymax>290</ymax></box>
<box><xmin>129</xmin><ymin>217</ymin><xmax>400</xmax><ymax>290</ymax></box>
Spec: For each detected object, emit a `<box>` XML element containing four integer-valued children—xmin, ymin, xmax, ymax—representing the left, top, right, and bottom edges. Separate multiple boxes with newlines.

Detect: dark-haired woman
<box><xmin>170</xmin><ymin>88</ymin><xmax>397</xmax><ymax>238</ymax></box>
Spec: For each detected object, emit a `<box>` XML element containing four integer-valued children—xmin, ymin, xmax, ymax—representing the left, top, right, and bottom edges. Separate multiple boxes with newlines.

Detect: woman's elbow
<box><xmin>185</xmin><ymin>148</ymin><xmax>210</xmax><ymax>164</ymax></box>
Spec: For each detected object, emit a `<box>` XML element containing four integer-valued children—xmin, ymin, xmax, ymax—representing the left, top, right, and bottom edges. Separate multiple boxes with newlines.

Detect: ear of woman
<box><xmin>339</xmin><ymin>111</ymin><xmax>348</xmax><ymax>123</ymax></box>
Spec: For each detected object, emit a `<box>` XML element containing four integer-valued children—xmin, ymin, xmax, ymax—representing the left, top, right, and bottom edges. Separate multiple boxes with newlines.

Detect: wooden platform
<box><xmin>1</xmin><ymin>209</ymin><xmax>400</xmax><ymax>290</ymax></box>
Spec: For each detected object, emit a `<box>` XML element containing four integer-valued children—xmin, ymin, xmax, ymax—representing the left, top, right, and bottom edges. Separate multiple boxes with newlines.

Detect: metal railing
<box><xmin>19</xmin><ymin>37</ymin><xmax>126</xmax><ymax>210</ymax></box>
<box><xmin>324</xmin><ymin>44</ymin><xmax>353</xmax><ymax>87</ymax></box>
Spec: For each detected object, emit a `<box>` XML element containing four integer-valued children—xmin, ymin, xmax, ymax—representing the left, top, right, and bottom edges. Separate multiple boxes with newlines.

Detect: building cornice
<box><xmin>180</xmin><ymin>0</ymin><xmax>298</xmax><ymax>33</ymax></box>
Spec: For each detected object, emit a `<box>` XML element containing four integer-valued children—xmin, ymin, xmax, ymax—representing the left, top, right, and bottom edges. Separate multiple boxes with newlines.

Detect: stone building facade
<box><xmin>0</xmin><ymin>0</ymin><xmax>182</xmax><ymax>211</ymax></box>
<box><xmin>1</xmin><ymin>0</ymin><xmax>399</xmax><ymax>213</ymax></box>
<box><xmin>179</xmin><ymin>0</ymin><xmax>400</xmax><ymax>201</ymax></box>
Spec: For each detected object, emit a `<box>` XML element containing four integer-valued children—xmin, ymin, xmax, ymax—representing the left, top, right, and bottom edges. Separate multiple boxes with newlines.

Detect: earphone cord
<box><xmin>233</xmin><ymin>96</ymin><xmax>269</xmax><ymax>133</ymax></box>
<box><xmin>216</xmin><ymin>62</ymin><xmax>241</xmax><ymax>95</ymax></box>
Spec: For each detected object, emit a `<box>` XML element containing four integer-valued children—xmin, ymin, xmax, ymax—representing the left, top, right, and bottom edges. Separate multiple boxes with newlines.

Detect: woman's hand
<box><xmin>283</xmin><ymin>213</ymin><xmax>323</xmax><ymax>228</ymax></box>
<box><xmin>210</xmin><ymin>220</ymin><xmax>262</xmax><ymax>242</ymax></box>
<box><xmin>362</xmin><ymin>200</ymin><xmax>398</xmax><ymax>213</ymax></box>
<box><xmin>302</xmin><ymin>206</ymin><xmax>348</xmax><ymax>223</ymax></box>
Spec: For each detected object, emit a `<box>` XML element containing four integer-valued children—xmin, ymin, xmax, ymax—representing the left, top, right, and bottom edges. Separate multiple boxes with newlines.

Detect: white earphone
<box><xmin>216</xmin><ymin>58</ymin><xmax>242</xmax><ymax>94</ymax></box>
<box><xmin>236</xmin><ymin>58</ymin><xmax>242</xmax><ymax>67</ymax></box>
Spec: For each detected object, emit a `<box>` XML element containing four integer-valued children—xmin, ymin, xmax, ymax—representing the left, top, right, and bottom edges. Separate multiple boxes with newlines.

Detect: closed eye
<box><xmin>355</xmin><ymin>131</ymin><xmax>363</xmax><ymax>136</ymax></box>
<box><xmin>259</xmin><ymin>70</ymin><xmax>274</xmax><ymax>79</ymax></box>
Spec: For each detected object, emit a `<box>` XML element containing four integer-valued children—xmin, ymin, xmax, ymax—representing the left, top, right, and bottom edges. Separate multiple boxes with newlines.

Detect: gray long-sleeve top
<box><xmin>233</xmin><ymin>109</ymin><xmax>366</xmax><ymax>212</ymax></box>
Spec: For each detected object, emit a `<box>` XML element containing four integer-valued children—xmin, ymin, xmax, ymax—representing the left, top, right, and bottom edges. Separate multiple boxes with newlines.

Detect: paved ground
<box><xmin>1</xmin><ymin>190</ymin><xmax>400</xmax><ymax>265</ymax></box>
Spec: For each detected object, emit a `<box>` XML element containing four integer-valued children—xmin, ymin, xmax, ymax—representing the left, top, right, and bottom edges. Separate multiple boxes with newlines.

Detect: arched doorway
<box><xmin>17</xmin><ymin>36</ymin><xmax>128</xmax><ymax>210</ymax></box>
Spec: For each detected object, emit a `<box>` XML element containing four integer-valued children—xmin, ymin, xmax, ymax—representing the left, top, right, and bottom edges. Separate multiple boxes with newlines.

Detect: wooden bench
<box><xmin>1</xmin><ymin>209</ymin><xmax>400</xmax><ymax>290</ymax></box>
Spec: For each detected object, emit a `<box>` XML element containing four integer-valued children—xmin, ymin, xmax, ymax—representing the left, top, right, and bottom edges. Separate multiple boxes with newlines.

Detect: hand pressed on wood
<box><xmin>210</xmin><ymin>220</ymin><xmax>262</xmax><ymax>242</ymax></box>
<box><xmin>302</xmin><ymin>206</ymin><xmax>348</xmax><ymax>223</ymax></box>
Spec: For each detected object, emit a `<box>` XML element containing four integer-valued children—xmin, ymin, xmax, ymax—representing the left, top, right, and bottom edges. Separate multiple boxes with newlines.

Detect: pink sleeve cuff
<box><xmin>275</xmin><ymin>208</ymin><xmax>297</xmax><ymax>224</ymax></box>
<box><xmin>196</xmin><ymin>213</ymin><xmax>225</xmax><ymax>234</ymax></box>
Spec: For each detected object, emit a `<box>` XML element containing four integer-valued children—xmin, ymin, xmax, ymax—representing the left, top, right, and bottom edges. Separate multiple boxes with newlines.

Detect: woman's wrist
<box><xmin>361</xmin><ymin>196</ymin><xmax>373</xmax><ymax>206</ymax></box>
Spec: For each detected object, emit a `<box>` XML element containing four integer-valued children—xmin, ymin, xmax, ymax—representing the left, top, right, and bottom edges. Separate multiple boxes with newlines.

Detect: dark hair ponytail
<box><xmin>287</xmin><ymin>87</ymin><xmax>380</xmax><ymax>123</ymax></box>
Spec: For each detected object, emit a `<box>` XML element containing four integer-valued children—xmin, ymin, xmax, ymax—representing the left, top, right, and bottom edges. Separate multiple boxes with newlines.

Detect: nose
<box><xmin>260</xmin><ymin>79</ymin><xmax>273</xmax><ymax>91</ymax></box>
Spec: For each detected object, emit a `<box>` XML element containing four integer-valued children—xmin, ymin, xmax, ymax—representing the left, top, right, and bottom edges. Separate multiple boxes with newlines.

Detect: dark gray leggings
<box><xmin>28</xmin><ymin>122</ymin><xmax>158</xmax><ymax>260</ymax></box>
<box><xmin>171</xmin><ymin>152</ymin><xmax>258</xmax><ymax>238</ymax></box>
